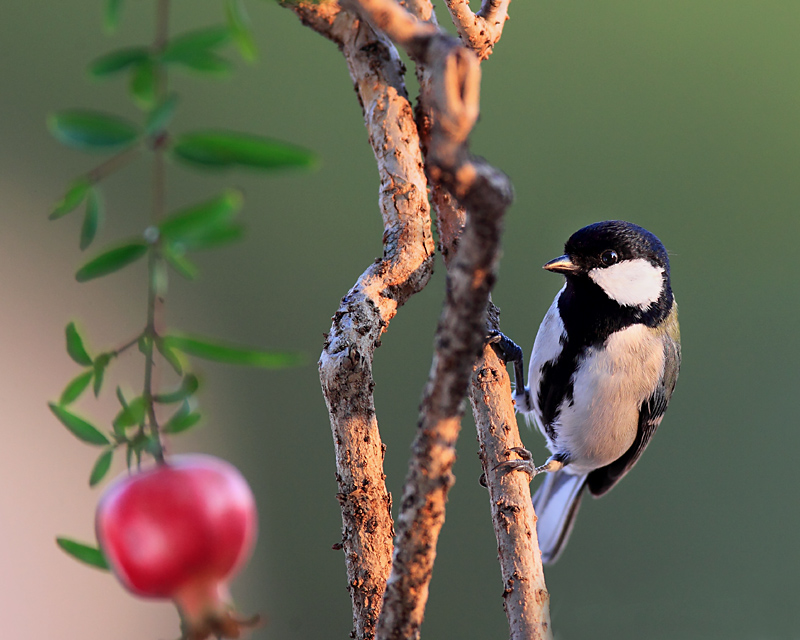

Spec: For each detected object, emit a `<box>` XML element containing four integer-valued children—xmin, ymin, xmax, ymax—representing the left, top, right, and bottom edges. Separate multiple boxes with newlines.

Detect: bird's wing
<box><xmin>586</xmin><ymin>314</ymin><xmax>681</xmax><ymax>497</ymax></box>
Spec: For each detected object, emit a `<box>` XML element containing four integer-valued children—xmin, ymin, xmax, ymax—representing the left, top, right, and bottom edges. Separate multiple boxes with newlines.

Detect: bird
<box><xmin>490</xmin><ymin>220</ymin><xmax>680</xmax><ymax>563</ymax></box>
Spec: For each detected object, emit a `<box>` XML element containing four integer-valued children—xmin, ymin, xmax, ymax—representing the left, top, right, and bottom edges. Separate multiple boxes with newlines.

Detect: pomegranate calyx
<box><xmin>179</xmin><ymin>607</ymin><xmax>262</xmax><ymax>640</ymax></box>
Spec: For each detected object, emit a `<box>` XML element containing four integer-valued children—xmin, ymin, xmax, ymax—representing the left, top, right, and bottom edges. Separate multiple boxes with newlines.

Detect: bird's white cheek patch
<box><xmin>589</xmin><ymin>259</ymin><xmax>664</xmax><ymax>309</ymax></box>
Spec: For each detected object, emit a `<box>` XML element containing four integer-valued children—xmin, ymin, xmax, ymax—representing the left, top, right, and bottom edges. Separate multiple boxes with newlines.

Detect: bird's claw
<box><xmin>493</xmin><ymin>446</ymin><xmax>537</xmax><ymax>480</ymax></box>
<box><xmin>507</xmin><ymin>446</ymin><xmax>533</xmax><ymax>461</ymax></box>
<box><xmin>486</xmin><ymin>331</ymin><xmax>523</xmax><ymax>365</ymax></box>
<box><xmin>481</xmin><ymin>447</ymin><xmax>535</xmax><ymax>487</ymax></box>
<box><xmin>493</xmin><ymin>447</ymin><xmax>567</xmax><ymax>481</ymax></box>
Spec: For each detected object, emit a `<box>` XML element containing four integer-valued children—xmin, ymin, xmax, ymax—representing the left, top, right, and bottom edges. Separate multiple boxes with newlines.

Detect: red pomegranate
<box><xmin>96</xmin><ymin>454</ymin><xmax>258</xmax><ymax>639</ymax></box>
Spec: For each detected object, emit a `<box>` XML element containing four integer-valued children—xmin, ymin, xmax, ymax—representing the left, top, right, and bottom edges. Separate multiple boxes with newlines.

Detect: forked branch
<box><xmin>339</xmin><ymin>1</ymin><xmax>520</xmax><ymax>639</ymax></box>
<box><xmin>443</xmin><ymin>0</ymin><xmax>511</xmax><ymax>60</ymax></box>
<box><xmin>281</xmin><ymin>0</ymin><xmax>549</xmax><ymax>638</ymax></box>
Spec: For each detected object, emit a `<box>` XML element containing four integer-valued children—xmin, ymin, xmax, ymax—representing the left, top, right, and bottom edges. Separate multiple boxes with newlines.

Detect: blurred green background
<box><xmin>2</xmin><ymin>1</ymin><xmax>799</xmax><ymax>638</ymax></box>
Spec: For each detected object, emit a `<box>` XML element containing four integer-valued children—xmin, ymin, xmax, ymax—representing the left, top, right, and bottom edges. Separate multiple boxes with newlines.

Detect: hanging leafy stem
<box><xmin>49</xmin><ymin>0</ymin><xmax>315</xmax><ymax>569</ymax></box>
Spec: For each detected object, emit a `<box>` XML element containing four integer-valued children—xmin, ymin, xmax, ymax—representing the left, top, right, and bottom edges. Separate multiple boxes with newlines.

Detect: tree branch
<box><xmin>401</xmin><ymin>0</ymin><xmax>468</xmax><ymax>267</ymax></box>
<box><xmin>472</xmin><ymin>336</ymin><xmax>553</xmax><ymax>640</ymax></box>
<box><xmin>337</xmin><ymin>1</ymin><xmax>519</xmax><ymax>638</ymax></box>
<box><xmin>373</xmin><ymin>183</ymin><xmax>510</xmax><ymax>640</ymax></box>
<box><xmin>280</xmin><ymin>3</ymin><xmax>435</xmax><ymax>639</ymax></box>
<box><xmin>443</xmin><ymin>0</ymin><xmax>512</xmax><ymax>61</ymax></box>
<box><xmin>283</xmin><ymin>1</ymin><xmax>549</xmax><ymax>639</ymax></box>
<box><xmin>393</xmin><ymin>2</ymin><xmax>550</xmax><ymax>636</ymax></box>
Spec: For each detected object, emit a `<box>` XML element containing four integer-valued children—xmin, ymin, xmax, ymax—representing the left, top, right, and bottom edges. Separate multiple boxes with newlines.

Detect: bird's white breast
<box><xmin>527</xmin><ymin>312</ymin><xmax>667</xmax><ymax>474</ymax></box>
<box><xmin>553</xmin><ymin>324</ymin><xmax>666</xmax><ymax>474</ymax></box>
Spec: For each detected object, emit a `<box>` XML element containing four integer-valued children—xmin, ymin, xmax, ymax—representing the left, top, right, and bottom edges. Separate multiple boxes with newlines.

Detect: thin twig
<box><xmin>443</xmin><ymin>0</ymin><xmax>511</xmax><ymax>60</ymax></box>
<box><xmin>142</xmin><ymin>0</ymin><xmax>172</xmax><ymax>464</ymax></box>
<box><xmin>85</xmin><ymin>143</ymin><xmax>144</xmax><ymax>184</ymax></box>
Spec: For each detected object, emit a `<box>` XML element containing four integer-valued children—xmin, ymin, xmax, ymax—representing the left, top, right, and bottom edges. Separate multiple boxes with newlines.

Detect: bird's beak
<box><xmin>543</xmin><ymin>254</ymin><xmax>580</xmax><ymax>274</ymax></box>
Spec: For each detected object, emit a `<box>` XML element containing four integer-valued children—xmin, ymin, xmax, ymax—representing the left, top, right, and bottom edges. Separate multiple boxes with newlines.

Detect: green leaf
<box><xmin>177</xmin><ymin>224</ymin><xmax>244</xmax><ymax>251</ymax></box>
<box><xmin>66</xmin><ymin>322</ymin><xmax>93</xmax><ymax>366</ymax></box>
<box><xmin>51</xmin><ymin>179</ymin><xmax>91</xmax><ymax>220</ymax></box>
<box><xmin>155</xmin><ymin>337</ymin><xmax>186</xmax><ymax>375</ymax></box>
<box><xmin>48</xmin><ymin>110</ymin><xmax>140</xmax><ymax>151</ymax></box>
<box><xmin>159</xmin><ymin>189</ymin><xmax>242</xmax><ymax>244</ymax></box>
<box><xmin>163</xmin><ymin>333</ymin><xmax>303</xmax><ymax>368</ymax></box>
<box><xmin>80</xmin><ymin>188</ymin><xmax>102</xmax><ymax>251</ymax></box>
<box><xmin>172</xmin><ymin>130</ymin><xmax>316</xmax><ymax>171</ymax></box>
<box><xmin>59</xmin><ymin>370</ymin><xmax>94</xmax><ymax>406</ymax></box>
<box><xmin>162</xmin><ymin>26</ymin><xmax>232</xmax><ymax>58</ymax></box>
<box><xmin>127</xmin><ymin>432</ymin><xmax>152</xmax><ymax>465</ymax></box>
<box><xmin>88</xmin><ymin>47</ymin><xmax>150</xmax><ymax>78</ymax></box>
<box><xmin>56</xmin><ymin>537</ymin><xmax>109</xmax><ymax>570</ymax></box>
<box><xmin>159</xmin><ymin>189</ymin><xmax>242</xmax><ymax>237</ymax></box>
<box><xmin>163</xmin><ymin>401</ymin><xmax>202</xmax><ymax>434</ymax></box>
<box><xmin>160</xmin><ymin>26</ymin><xmax>232</xmax><ymax>75</ymax></box>
<box><xmin>113</xmin><ymin>388</ymin><xmax>128</xmax><ymax>437</ymax></box>
<box><xmin>129</xmin><ymin>59</ymin><xmax>158</xmax><ymax>110</ymax></box>
<box><xmin>104</xmin><ymin>0</ymin><xmax>124</xmax><ymax>33</ymax></box>
<box><xmin>49</xmin><ymin>403</ymin><xmax>110</xmax><ymax>446</ymax></box>
<box><xmin>113</xmin><ymin>396</ymin><xmax>146</xmax><ymax>429</ymax></box>
<box><xmin>89</xmin><ymin>449</ymin><xmax>114</xmax><ymax>487</ymax></box>
<box><xmin>162</xmin><ymin>245</ymin><xmax>199</xmax><ymax>280</ymax></box>
<box><xmin>226</xmin><ymin>0</ymin><xmax>257</xmax><ymax>63</ymax></box>
<box><xmin>154</xmin><ymin>373</ymin><xmax>199</xmax><ymax>404</ymax></box>
<box><xmin>76</xmin><ymin>241</ymin><xmax>148</xmax><ymax>282</ymax></box>
<box><xmin>163</xmin><ymin>50</ymin><xmax>232</xmax><ymax>75</ymax></box>
<box><xmin>158</xmin><ymin>189</ymin><xmax>243</xmax><ymax>242</ymax></box>
<box><xmin>93</xmin><ymin>353</ymin><xmax>112</xmax><ymax>397</ymax></box>
<box><xmin>146</xmin><ymin>94</ymin><xmax>179</xmax><ymax>136</ymax></box>
<box><xmin>164</xmin><ymin>411</ymin><xmax>201</xmax><ymax>434</ymax></box>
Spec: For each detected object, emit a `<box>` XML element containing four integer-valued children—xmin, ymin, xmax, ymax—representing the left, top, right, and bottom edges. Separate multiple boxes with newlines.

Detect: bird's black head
<box><xmin>546</xmin><ymin>221</ymin><xmax>674</xmax><ymax>328</ymax></box>
<box><xmin>555</xmin><ymin>220</ymin><xmax>670</xmax><ymax>275</ymax></box>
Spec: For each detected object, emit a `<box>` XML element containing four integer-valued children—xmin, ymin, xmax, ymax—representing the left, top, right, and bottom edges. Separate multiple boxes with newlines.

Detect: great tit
<box><xmin>492</xmin><ymin>220</ymin><xmax>680</xmax><ymax>563</ymax></box>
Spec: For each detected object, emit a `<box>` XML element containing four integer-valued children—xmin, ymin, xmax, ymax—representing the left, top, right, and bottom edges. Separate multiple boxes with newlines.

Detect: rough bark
<box><xmin>472</xmin><ymin>339</ymin><xmax>553</xmax><ymax>640</ymax></box>
<box><xmin>280</xmin><ymin>3</ymin><xmax>436</xmax><ymax>639</ymax></box>
<box><xmin>443</xmin><ymin>0</ymin><xmax>511</xmax><ymax>61</ymax></box>
<box><xmin>335</xmin><ymin>2</ymin><xmax>519</xmax><ymax>639</ymax></box>
<box><xmin>378</xmin><ymin>0</ymin><xmax>550</xmax><ymax>635</ymax></box>
<box><xmin>282</xmin><ymin>0</ymin><xmax>551</xmax><ymax>638</ymax></box>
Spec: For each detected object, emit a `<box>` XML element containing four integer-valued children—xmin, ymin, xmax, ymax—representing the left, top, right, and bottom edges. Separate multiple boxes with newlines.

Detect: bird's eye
<box><xmin>601</xmin><ymin>250</ymin><xmax>618</xmax><ymax>266</ymax></box>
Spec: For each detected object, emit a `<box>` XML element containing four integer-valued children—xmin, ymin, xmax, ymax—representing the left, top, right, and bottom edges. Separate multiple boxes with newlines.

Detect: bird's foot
<box><xmin>493</xmin><ymin>447</ymin><xmax>564</xmax><ymax>482</ymax></box>
<box><xmin>494</xmin><ymin>446</ymin><xmax>537</xmax><ymax>479</ymax></box>
<box><xmin>480</xmin><ymin>447</ymin><xmax>533</xmax><ymax>487</ymax></box>
<box><xmin>486</xmin><ymin>331</ymin><xmax>523</xmax><ymax>365</ymax></box>
<box><xmin>486</xmin><ymin>332</ymin><xmax>532</xmax><ymax>411</ymax></box>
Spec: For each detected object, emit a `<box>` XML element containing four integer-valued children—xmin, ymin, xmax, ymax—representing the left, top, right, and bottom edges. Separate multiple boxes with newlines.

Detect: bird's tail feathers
<box><xmin>532</xmin><ymin>470</ymin><xmax>588</xmax><ymax>564</ymax></box>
